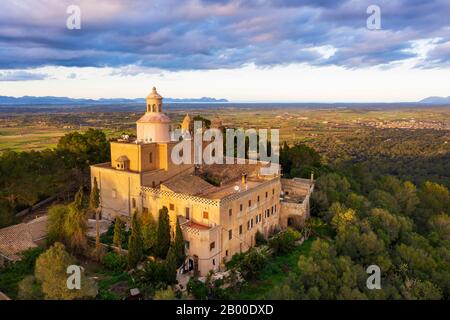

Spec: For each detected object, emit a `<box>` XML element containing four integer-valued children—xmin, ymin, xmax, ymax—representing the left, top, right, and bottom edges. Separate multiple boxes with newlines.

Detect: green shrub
<box><xmin>18</xmin><ymin>275</ymin><xmax>43</xmax><ymax>300</ymax></box>
<box><xmin>100</xmin><ymin>221</ymin><xmax>130</xmax><ymax>249</ymax></box>
<box><xmin>0</xmin><ymin>247</ymin><xmax>44</xmax><ymax>298</ymax></box>
<box><xmin>153</xmin><ymin>287</ymin><xmax>176</xmax><ymax>300</ymax></box>
<box><xmin>255</xmin><ymin>230</ymin><xmax>267</xmax><ymax>246</ymax></box>
<box><xmin>238</xmin><ymin>248</ymin><xmax>268</xmax><ymax>280</ymax></box>
<box><xmin>103</xmin><ymin>252</ymin><xmax>127</xmax><ymax>272</ymax></box>
<box><xmin>187</xmin><ymin>278</ymin><xmax>208</xmax><ymax>300</ymax></box>
<box><xmin>268</xmin><ymin>228</ymin><xmax>301</xmax><ymax>255</ymax></box>
<box><xmin>138</xmin><ymin>259</ymin><xmax>170</xmax><ymax>288</ymax></box>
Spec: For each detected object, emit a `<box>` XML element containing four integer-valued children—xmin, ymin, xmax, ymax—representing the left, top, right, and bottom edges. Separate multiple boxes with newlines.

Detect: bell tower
<box><xmin>146</xmin><ymin>86</ymin><xmax>163</xmax><ymax>113</ymax></box>
<box><xmin>136</xmin><ymin>87</ymin><xmax>172</xmax><ymax>143</ymax></box>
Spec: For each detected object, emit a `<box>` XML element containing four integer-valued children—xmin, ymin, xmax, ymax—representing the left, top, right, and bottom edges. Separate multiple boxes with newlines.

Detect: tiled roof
<box><xmin>0</xmin><ymin>216</ymin><xmax>48</xmax><ymax>262</ymax></box>
<box><xmin>27</xmin><ymin>215</ymin><xmax>48</xmax><ymax>241</ymax></box>
<box><xmin>162</xmin><ymin>174</ymin><xmax>216</xmax><ymax>196</ymax></box>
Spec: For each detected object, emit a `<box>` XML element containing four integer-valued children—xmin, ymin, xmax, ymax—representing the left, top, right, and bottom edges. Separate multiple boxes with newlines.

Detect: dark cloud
<box><xmin>0</xmin><ymin>0</ymin><xmax>448</xmax><ymax>70</ymax></box>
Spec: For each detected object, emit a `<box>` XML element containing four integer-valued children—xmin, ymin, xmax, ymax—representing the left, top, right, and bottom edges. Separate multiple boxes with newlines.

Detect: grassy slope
<box><xmin>232</xmin><ymin>238</ymin><xmax>314</xmax><ymax>300</ymax></box>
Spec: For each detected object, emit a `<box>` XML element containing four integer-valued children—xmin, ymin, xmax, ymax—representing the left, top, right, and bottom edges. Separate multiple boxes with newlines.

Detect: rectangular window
<box><xmin>132</xmin><ymin>198</ymin><xmax>136</xmax><ymax>208</ymax></box>
<box><xmin>203</xmin><ymin>211</ymin><xmax>209</xmax><ymax>219</ymax></box>
<box><xmin>265</xmin><ymin>191</ymin><xmax>268</xmax><ymax>198</ymax></box>
<box><xmin>247</xmin><ymin>220</ymin><xmax>250</xmax><ymax>230</ymax></box>
<box><xmin>210</xmin><ymin>241</ymin><xmax>215</xmax><ymax>251</ymax></box>
<box><xmin>185</xmin><ymin>207</ymin><xmax>190</xmax><ymax>219</ymax></box>
<box><xmin>257</xmin><ymin>195</ymin><xmax>260</xmax><ymax>202</ymax></box>
<box><xmin>229</xmin><ymin>208</ymin><xmax>232</xmax><ymax>217</ymax></box>
<box><xmin>226</xmin><ymin>250</ymin><xmax>228</xmax><ymax>256</ymax></box>
<box><xmin>271</xmin><ymin>206</ymin><xmax>274</xmax><ymax>215</ymax></box>
<box><xmin>251</xmin><ymin>218</ymin><xmax>253</xmax><ymax>228</ymax></box>
<box><xmin>240</xmin><ymin>204</ymin><xmax>243</xmax><ymax>212</ymax></box>
<box><xmin>272</xmin><ymin>188</ymin><xmax>275</xmax><ymax>195</ymax></box>
<box><xmin>213</xmin><ymin>259</ymin><xmax>216</xmax><ymax>266</ymax></box>
<box><xmin>239</xmin><ymin>225</ymin><xmax>243</xmax><ymax>235</ymax></box>
<box><xmin>169</xmin><ymin>203</ymin><xmax>174</xmax><ymax>211</ymax></box>
<box><xmin>248</xmin><ymin>200</ymin><xmax>251</xmax><ymax>207</ymax></box>
<box><xmin>149</xmin><ymin>152</ymin><xmax>153</xmax><ymax>163</ymax></box>
<box><xmin>229</xmin><ymin>229</ymin><xmax>232</xmax><ymax>240</ymax></box>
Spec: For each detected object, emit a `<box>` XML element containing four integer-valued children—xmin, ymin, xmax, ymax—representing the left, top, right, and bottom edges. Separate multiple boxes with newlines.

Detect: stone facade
<box><xmin>90</xmin><ymin>87</ymin><xmax>314</xmax><ymax>276</ymax></box>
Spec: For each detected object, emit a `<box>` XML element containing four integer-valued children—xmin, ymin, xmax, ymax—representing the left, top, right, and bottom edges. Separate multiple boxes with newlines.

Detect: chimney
<box><xmin>241</xmin><ymin>173</ymin><xmax>247</xmax><ymax>191</ymax></box>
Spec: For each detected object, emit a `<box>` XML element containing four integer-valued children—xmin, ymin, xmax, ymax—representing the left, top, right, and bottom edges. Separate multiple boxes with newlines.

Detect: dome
<box><xmin>137</xmin><ymin>112</ymin><xmax>171</xmax><ymax>124</ymax></box>
<box><xmin>147</xmin><ymin>86</ymin><xmax>162</xmax><ymax>99</ymax></box>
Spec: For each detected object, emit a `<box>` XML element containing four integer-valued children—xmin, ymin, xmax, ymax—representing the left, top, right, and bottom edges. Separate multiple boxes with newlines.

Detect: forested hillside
<box><xmin>0</xmin><ymin>129</ymin><xmax>109</xmax><ymax>227</ymax></box>
<box><xmin>270</xmin><ymin>143</ymin><xmax>450</xmax><ymax>299</ymax></box>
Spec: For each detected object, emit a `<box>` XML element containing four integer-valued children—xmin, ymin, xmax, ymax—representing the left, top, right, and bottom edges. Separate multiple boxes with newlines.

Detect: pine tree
<box><xmin>156</xmin><ymin>206</ymin><xmax>171</xmax><ymax>259</ymax></box>
<box><xmin>174</xmin><ymin>217</ymin><xmax>186</xmax><ymax>266</ymax></box>
<box><xmin>113</xmin><ymin>217</ymin><xmax>123</xmax><ymax>248</ymax></box>
<box><xmin>128</xmin><ymin>211</ymin><xmax>143</xmax><ymax>268</ymax></box>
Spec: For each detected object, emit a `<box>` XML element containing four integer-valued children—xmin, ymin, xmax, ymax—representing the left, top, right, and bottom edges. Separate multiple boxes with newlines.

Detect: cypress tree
<box><xmin>174</xmin><ymin>218</ymin><xmax>186</xmax><ymax>266</ymax></box>
<box><xmin>73</xmin><ymin>186</ymin><xmax>86</xmax><ymax>212</ymax></box>
<box><xmin>89</xmin><ymin>178</ymin><xmax>100</xmax><ymax>212</ymax></box>
<box><xmin>113</xmin><ymin>217</ymin><xmax>123</xmax><ymax>248</ymax></box>
<box><xmin>89</xmin><ymin>178</ymin><xmax>101</xmax><ymax>256</ymax></box>
<box><xmin>156</xmin><ymin>206</ymin><xmax>171</xmax><ymax>259</ymax></box>
<box><xmin>165</xmin><ymin>246</ymin><xmax>178</xmax><ymax>284</ymax></box>
<box><xmin>128</xmin><ymin>211</ymin><xmax>143</xmax><ymax>268</ymax></box>
<box><xmin>141</xmin><ymin>211</ymin><xmax>157</xmax><ymax>254</ymax></box>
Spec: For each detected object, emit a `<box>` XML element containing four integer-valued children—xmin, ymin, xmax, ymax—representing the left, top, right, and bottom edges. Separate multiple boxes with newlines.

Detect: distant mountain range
<box><xmin>0</xmin><ymin>95</ymin><xmax>449</xmax><ymax>106</ymax></box>
<box><xmin>0</xmin><ymin>95</ymin><xmax>228</xmax><ymax>105</ymax></box>
<box><xmin>418</xmin><ymin>96</ymin><xmax>450</xmax><ymax>104</ymax></box>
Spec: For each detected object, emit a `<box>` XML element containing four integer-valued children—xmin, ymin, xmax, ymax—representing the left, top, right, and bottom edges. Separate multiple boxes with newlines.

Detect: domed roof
<box><xmin>137</xmin><ymin>112</ymin><xmax>171</xmax><ymax>124</ymax></box>
<box><xmin>147</xmin><ymin>87</ymin><xmax>162</xmax><ymax>100</ymax></box>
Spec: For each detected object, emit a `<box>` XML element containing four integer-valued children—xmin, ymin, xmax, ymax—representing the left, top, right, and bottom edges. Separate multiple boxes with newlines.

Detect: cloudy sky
<box><xmin>1</xmin><ymin>0</ymin><xmax>449</xmax><ymax>102</ymax></box>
